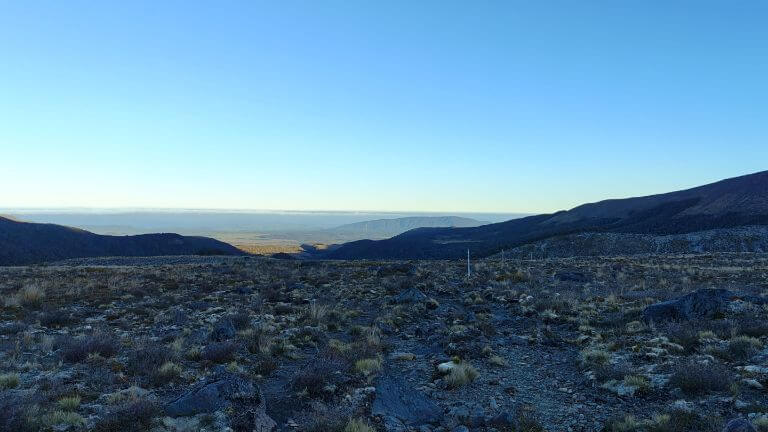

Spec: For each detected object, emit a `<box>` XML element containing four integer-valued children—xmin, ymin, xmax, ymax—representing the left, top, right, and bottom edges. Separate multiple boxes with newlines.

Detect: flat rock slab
<box><xmin>166</xmin><ymin>372</ymin><xmax>261</xmax><ymax>415</ymax></box>
<box><xmin>372</xmin><ymin>374</ymin><xmax>443</xmax><ymax>427</ymax></box>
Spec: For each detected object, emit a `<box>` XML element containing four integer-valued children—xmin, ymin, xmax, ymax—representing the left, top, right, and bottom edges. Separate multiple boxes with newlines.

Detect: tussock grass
<box><xmin>444</xmin><ymin>361</ymin><xmax>478</xmax><ymax>388</ymax></box>
<box><xmin>16</xmin><ymin>284</ymin><xmax>45</xmax><ymax>308</ymax></box>
<box><xmin>354</xmin><ymin>357</ymin><xmax>382</xmax><ymax>376</ymax></box>
<box><xmin>42</xmin><ymin>410</ymin><xmax>85</xmax><ymax>427</ymax></box>
<box><xmin>57</xmin><ymin>396</ymin><xmax>81</xmax><ymax>411</ymax></box>
<box><xmin>344</xmin><ymin>418</ymin><xmax>375</xmax><ymax>432</ymax></box>
<box><xmin>0</xmin><ymin>373</ymin><xmax>20</xmax><ymax>389</ymax></box>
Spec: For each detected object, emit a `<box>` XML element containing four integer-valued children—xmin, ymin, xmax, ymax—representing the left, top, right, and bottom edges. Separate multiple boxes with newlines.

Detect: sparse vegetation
<box><xmin>0</xmin><ymin>254</ymin><xmax>766</xmax><ymax>431</ymax></box>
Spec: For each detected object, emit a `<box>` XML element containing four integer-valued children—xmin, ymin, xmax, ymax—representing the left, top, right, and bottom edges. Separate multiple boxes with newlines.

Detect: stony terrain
<box><xmin>1</xmin><ymin>254</ymin><xmax>768</xmax><ymax>431</ymax></box>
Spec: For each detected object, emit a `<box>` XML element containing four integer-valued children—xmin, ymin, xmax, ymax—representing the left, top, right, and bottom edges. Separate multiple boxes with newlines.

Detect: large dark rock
<box><xmin>722</xmin><ymin>418</ymin><xmax>756</xmax><ymax>432</ymax></box>
<box><xmin>642</xmin><ymin>289</ymin><xmax>736</xmax><ymax>322</ymax></box>
<box><xmin>165</xmin><ymin>372</ymin><xmax>276</xmax><ymax>431</ymax></box>
<box><xmin>393</xmin><ymin>288</ymin><xmax>427</xmax><ymax>304</ymax></box>
<box><xmin>372</xmin><ymin>374</ymin><xmax>443</xmax><ymax>428</ymax></box>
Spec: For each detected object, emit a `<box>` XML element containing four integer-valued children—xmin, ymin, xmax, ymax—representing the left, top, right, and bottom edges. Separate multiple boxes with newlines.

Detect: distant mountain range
<box><xmin>326</xmin><ymin>216</ymin><xmax>486</xmax><ymax>239</ymax></box>
<box><xmin>0</xmin><ymin>216</ymin><xmax>245</xmax><ymax>265</ymax></box>
<box><xmin>326</xmin><ymin>170</ymin><xmax>768</xmax><ymax>259</ymax></box>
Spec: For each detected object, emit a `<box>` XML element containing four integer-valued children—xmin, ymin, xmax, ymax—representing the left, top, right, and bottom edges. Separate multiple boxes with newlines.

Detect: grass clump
<box><xmin>344</xmin><ymin>418</ymin><xmax>375</xmax><ymax>432</ymax></box>
<box><xmin>489</xmin><ymin>355</ymin><xmax>508</xmax><ymax>367</ymax></box>
<box><xmin>354</xmin><ymin>357</ymin><xmax>382</xmax><ymax>376</ymax></box>
<box><xmin>16</xmin><ymin>284</ymin><xmax>45</xmax><ymax>308</ymax></box>
<box><xmin>42</xmin><ymin>410</ymin><xmax>85</xmax><ymax>428</ymax></box>
<box><xmin>0</xmin><ymin>373</ymin><xmax>20</xmax><ymax>389</ymax></box>
<box><xmin>152</xmin><ymin>362</ymin><xmax>182</xmax><ymax>385</ymax></box>
<box><xmin>57</xmin><ymin>395</ymin><xmax>81</xmax><ymax>411</ymax></box>
<box><xmin>444</xmin><ymin>361</ymin><xmax>479</xmax><ymax>389</ymax></box>
<box><xmin>581</xmin><ymin>348</ymin><xmax>611</xmax><ymax>366</ymax></box>
<box><xmin>623</xmin><ymin>375</ymin><xmax>650</xmax><ymax>395</ymax></box>
<box><xmin>726</xmin><ymin>335</ymin><xmax>762</xmax><ymax>361</ymax></box>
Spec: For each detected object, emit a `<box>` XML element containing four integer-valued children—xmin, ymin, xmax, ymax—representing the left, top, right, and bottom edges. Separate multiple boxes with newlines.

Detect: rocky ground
<box><xmin>1</xmin><ymin>254</ymin><xmax>768</xmax><ymax>432</ymax></box>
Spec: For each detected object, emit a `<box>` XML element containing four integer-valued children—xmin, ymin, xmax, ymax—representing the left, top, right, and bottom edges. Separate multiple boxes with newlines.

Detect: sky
<box><xmin>1</xmin><ymin>1</ymin><xmax>766</xmax><ymax>214</ymax></box>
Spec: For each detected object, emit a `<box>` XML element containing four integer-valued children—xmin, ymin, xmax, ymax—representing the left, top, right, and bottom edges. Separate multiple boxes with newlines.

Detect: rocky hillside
<box><xmin>327</xmin><ymin>170</ymin><xmax>768</xmax><ymax>260</ymax></box>
<box><xmin>0</xmin><ymin>216</ymin><xmax>245</xmax><ymax>265</ymax></box>
<box><xmin>499</xmin><ymin>226</ymin><xmax>768</xmax><ymax>259</ymax></box>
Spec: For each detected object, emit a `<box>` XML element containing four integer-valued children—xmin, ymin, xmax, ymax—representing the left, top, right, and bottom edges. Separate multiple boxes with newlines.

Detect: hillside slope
<box><xmin>327</xmin><ymin>170</ymin><xmax>768</xmax><ymax>259</ymax></box>
<box><xmin>0</xmin><ymin>217</ymin><xmax>245</xmax><ymax>265</ymax></box>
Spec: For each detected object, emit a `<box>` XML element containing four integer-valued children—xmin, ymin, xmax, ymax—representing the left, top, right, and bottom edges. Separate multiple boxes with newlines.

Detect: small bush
<box><xmin>623</xmin><ymin>375</ymin><xmax>651</xmax><ymax>395</ymax></box>
<box><xmin>754</xmin><ymin>417</ymin><xmax>768</xmax><ymax>432</ymax></box>
<box><xmin>229</xmin><ymin>311</ymin><xmax>251</xmax><ymax>330</ymax></box>
<box><xmin>127</xmin><ymin>345</ymin><xmax>172</xmax><ymax>381</ymax></box>
<box><xmin>291</xmin><ymin>358</ymin><xmax>345</xmax><ymax>398</ymax></box>
<box><xmin>94</xmin><ymin>400</ymin><xmax>159</xmax><ymax>432</ymax></box>
<box><xmin>59</xmin><ymin>332</ymin><xmax>119</xmax><ymax>362</ymax></box>
<box><xmin>0</xmin><ymin>393</ymin><xmax>33</xmax><ymax>432</ymax></box>
<box><xmin>669</xmin><ymin>361</ymin><xmax>731</xmax><ymax>395</ymax></box>
<box><xmin>665</xmin><ymin>322</ymin><xmax>701</xmax><ymax>353</ymax></box>
<box><xmin>202</xmin><ymin>341</ymin><xmax>237</xmax><ymax>363</ymax></box>
<box><xmin>726</xmin><ymin>336</ymin><xmax>762</xmax><ymax>361</ymax></box>
<box><xmin>39</xmin><ymin>310</ymin><xmax>72</xmax><ymax>328</ymax></box>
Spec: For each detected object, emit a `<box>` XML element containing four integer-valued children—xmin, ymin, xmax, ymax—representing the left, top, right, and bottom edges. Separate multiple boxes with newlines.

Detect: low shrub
<box><xmin>93</xmin><ymin>400</ymin><xmax>159</xmax><ymax>432</ymax></box>
<box><xmin>726</xmin><ymin>336</ymin><xmax>762</xmax><ymax>361</ymax></box>
<box><xmin>39</xmin><ymin>310</ymin><xmax>72</xmax><ymax>328</ymax></box>
<box><xmin>202</xmin><ymin>341</ymin><xmax>237</xmax><ymax>363</ymax></box>
<box><xmin>669</xmin><ymin>360</ymin><xmax>731</xmax><ymax>395</ymax></box>
<box><xmin>59</xmin><ymin>332</ymin><xmax>119</xmax><ymax>362</ymax></box>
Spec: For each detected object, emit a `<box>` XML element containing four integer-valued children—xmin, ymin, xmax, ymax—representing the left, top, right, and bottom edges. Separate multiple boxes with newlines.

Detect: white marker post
<box><xmin>467</xmin><ymin>249</ymin><xmax>471</xmax><ymax>278</ymax></box>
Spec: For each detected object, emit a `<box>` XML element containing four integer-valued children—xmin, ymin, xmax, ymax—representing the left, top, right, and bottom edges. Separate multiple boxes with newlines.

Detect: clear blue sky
<box><xmin>1</xmin><ymin>1</ymin><xmax>766</xmax><ymax>213</ymax></box>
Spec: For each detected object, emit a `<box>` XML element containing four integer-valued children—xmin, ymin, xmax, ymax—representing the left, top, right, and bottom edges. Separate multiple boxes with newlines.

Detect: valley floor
<box><xmin>1</xmin><ymin>254</ymin><xmax>767</xmax><ymax>431</ymax></box>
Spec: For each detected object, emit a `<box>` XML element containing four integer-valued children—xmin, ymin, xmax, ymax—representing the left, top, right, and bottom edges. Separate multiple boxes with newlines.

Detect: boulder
<box><xmin>642</xmin><ymin>289</ymin><xmax>736</xmax><ymax>322</ymax></box>
<box><xmin>372</xmin><ymin>374</ymin><xmax>443</xmax><ymax>427</ymax></box>
<box><xmin>165</xmin><ymin>372</ymin><xmax>275</xmax><ymax>431</ymax></box>
<box><xmin>394</xmin><ymin>288</ymin><xmax>427</xmax><ymax>304</ymax></box>
<box><xmin>722</xmin><ymin>418</ymin><xmax>756</xmax><ymax>432</ymax></box>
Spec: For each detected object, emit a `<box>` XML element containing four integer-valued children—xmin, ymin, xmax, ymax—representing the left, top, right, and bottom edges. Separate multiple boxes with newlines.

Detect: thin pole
<box><xmin>467</xmin><ymin>249</ymin><xmax>471</xmax><ymax>278</ymax></box>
